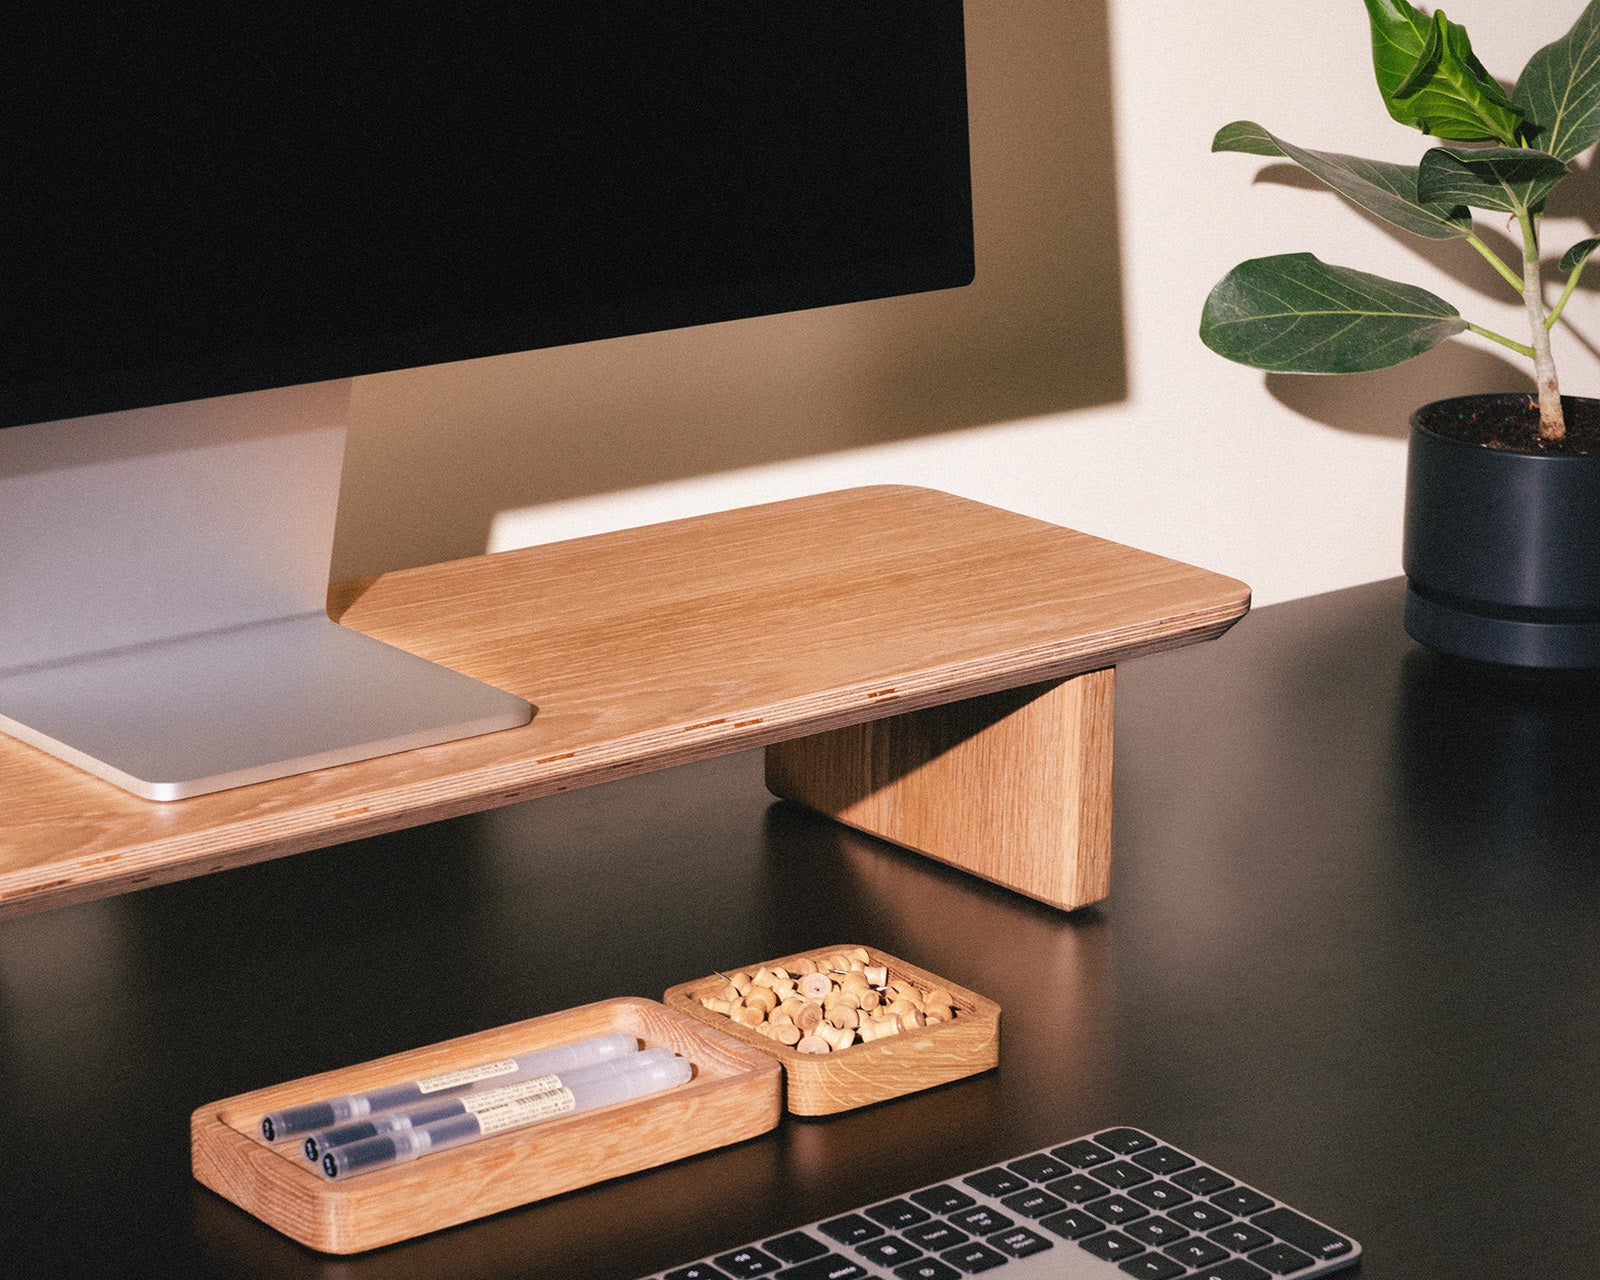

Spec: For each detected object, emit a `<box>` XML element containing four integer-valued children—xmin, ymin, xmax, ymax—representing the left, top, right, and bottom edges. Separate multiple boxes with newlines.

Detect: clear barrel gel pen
<box><xmin>318</xmin><ymin>1049</ymin><xmax>693</xmax><ymax>1179</ymax></box>
<box><xmin>261</xmin><ymin>1031</ymin><xmax>637</xmax><ymax>1142</ymax></box>
<box><xmin>302</xmin><ymin>1044</ymin><xmax>672</xmax><ymax>1162</ymax></box>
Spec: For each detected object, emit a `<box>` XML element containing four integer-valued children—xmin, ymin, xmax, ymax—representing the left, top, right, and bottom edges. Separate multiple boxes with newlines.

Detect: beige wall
<box><xmin>334</xmin><ymin>0</ymin><xmax>1599</xmax><ymax>607</ymax></box>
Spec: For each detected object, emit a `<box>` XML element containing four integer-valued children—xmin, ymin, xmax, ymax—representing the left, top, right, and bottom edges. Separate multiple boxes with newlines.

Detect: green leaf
<box><xmin>1513</xmin><ymin>0</ymin><xmax>1600</xmax><ymax>162</ymax></box>
<box><xmin>1361</xmin><ymin>0</ymin><xmax>1525</xmax><ymax>142</ymax></box>
<box><xmin>1561</xmin><ymin>236</ymin><xmax>1600</xmax><ymax>273</ymax></box>
<box><xmin>1416</xmin><ymin>145</ymin><xmax>1569</xmax><ymax>214</ymax></box>
<box><xmin>1213</xmin><ymin>120</ymin><xmax>1471</xmax><ymax>240</ymax></box>
<box><xmin>1200</xmin><ymin>253</ymin><xmax>1467</xmax><ymax>373</ymax></box>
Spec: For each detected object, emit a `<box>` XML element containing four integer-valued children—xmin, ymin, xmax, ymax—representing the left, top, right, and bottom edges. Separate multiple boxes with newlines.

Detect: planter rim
<box><xmin>1411</xmin><ymin>393</ymin><xmax>1600</xmax><ymax>462</ymax></box>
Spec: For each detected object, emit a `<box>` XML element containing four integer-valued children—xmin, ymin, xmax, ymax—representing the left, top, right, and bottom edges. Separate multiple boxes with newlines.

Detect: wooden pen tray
<box><xmin>665</xmin><ymin>945</ymin><xmax>999</xmax><ymax>1115</ymax></box>
<box><xmin>191</xmin><ymin>997</ymin><xmax>782</xmax><ymax>1254</ymax></box>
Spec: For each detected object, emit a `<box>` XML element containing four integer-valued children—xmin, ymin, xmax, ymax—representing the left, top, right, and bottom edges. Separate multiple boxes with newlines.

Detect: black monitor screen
<box><xmin>1</xmin><ymin>8</ymin><xmax>973</xmax><ymax>431</ymax></box>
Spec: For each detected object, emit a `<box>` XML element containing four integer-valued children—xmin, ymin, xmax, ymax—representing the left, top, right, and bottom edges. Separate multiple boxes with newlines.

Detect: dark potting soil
<box><xmin>1416</xmin><ymin>394</ymin><xmax>1600</xmax><ymax>455</ymax></box>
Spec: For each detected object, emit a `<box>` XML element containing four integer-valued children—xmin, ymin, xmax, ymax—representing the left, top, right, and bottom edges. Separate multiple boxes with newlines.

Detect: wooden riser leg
<box><xmin>765</xmin><ymin>670</ymin><xmax>1114</xmax><ymax>910</ymax></box>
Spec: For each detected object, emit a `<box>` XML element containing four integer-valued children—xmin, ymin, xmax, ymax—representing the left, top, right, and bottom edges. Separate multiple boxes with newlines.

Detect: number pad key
<box><xmin>1085</xmin><ymin>1194</ymin><xmax>1149</xmax><ymax>1227</ymax></box>
<box><xmin>1166</xmin><ymin>1201</ymin><xmax>1234</xmax><ymax>1232</ymax></box>
<box><xmin>999</xmin><ymin>1187</ymin><xmax>1066</xmax><ymax>1218</ymax></box>
<box><xmin>1208</xmin><ymin>1222</ymin><xmax>1273</xmax><ymax>1253</ymax></box>
<box><xmin>1095</xmin><ymin>1160</ymin><xmax>1154</xmax><ymax>1190</ymax></box>
<box><xmin>1128</xmin><ymin>1180</ymin><xmax>1191</xmax><ymax>1212</ymax></box>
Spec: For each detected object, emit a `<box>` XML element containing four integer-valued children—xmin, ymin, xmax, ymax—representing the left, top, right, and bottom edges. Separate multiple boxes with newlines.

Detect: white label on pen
<box><xmin>466</xmin><ymin>1085</ymin><xmax>577</xmax><ymax>1135</ymax></box>
<box><xmin>460</xmin><ymin>1074</ymin><xmax>564</xmax><ymax>1109</ymax></box>
<box><xmin>415</xmin><ymin>1058</ymin><xmax>520</xmax><ymax>1094</ymax></box>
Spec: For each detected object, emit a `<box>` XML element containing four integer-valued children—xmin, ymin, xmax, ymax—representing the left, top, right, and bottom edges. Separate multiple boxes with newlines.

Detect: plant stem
<box><xmin>1546</xmin><ymin>262</ymin><xmax>1585</xmax><ymax>331</ymax></box>
<box><xmin>1465</xmin><ymin>323</ymin><xmax>1536</xmax><ymax>359</ymax></box>
<box><xmin>1466</xmin><ymin>231</ymin><xmax>1526</xmax><ymax>295</ymax></box>
<box><xmin>1518</xmin><ymin>209</ymin><xmax>1564</xmax><ymax>441</ymax></box>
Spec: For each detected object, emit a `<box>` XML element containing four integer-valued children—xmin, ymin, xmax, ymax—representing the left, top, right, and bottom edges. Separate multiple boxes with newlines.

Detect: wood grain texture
<box><xmin>191</xmin><ymin>998</ymin><xmax>782</xmax><ymax>1254</ymax></box>
<box><xmin>664</xmin><ymin>945</ymin><xmax>1000</xmax><ymax>1116</ymax></box>
<box><xmin>766</xmin><ymin>672</ymin><xmax>1115</xmax><ymax>910</ymax></box>
<box><xmin>0</xmin><ymin>487</ymin><xmax>1249</xmax><ymax>917</ymax></box>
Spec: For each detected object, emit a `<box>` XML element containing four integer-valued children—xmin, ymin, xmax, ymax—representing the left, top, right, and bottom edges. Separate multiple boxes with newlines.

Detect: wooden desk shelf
<box><xmin>0</xmin><ymin>487</ymin><xmax>1248</xmax><ymax>917</ymax></box>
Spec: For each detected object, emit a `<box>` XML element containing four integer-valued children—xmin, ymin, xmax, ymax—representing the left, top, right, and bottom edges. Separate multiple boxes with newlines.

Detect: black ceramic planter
<box><xmin>1403</xmin><ymin>394</ymin><xmax>1600</xmax><ymax>668</ymax></box>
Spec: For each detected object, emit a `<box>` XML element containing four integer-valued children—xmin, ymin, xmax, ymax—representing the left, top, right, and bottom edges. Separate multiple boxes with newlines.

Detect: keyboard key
<box><xmin>1213</xmin><ymin>1187</ymin><xmax>1273</xmax><ymax>1216</ymax></box>
<box><xmin>939</xmin><ymin>1241</ymin><xmax>1009</xmax><ymax>1273</ymax></box>
<box><xmin>998</xmin><ymin>1187</ymin><xmax>1065</xmax><ymax>1218</ymax></box>
<box><xmin>856</xmin><ymin>1237</ymin><xmax>924</xmax><ymax>1268</ymax></box>
<box><xmin>818</xmin><ymin>1214</ymin><xmax>883</xmax><ymax>1247</ymax></box>
<box><xmin>1248</xmin><ymin>1241</ymin><xmax>1318</xmax><ymax>1274</ymax></box>
<box><xmin>1167</xmin><ymin>1201</ymin><xmax>1234</xmax><ymax>1232</ymax></box>
<box><xmin>1132</xmin><ymin>1146</ymin><xmax>1197</xmax><ymax>1176</ymax></box>
<box><xmin>1128</xmin><ymin>1180</ymin><xmax>1191</xmax><ymax>1211</ymax></box>
<box><xmin>904</xmin><ymin>1221</ymin><xmax>971</xmax><ymax>1252</ymax></box>
<box><xmin>1085</xmin><ymin>1193</ymin><xmax>1149</xmax><ymax>1227</ymax></box>
<box><xmin>1096</xmin><ymin>1128</ymin><xmax>1159</xmax><ymax>1155</ymax></box>
<box><xmin>1052</xmin><ymin>1138</ymin><xmax>1116</xmax><ymax>1168</ymax></box>
<box><xmin>713</xmin><ymin>1246</ymin><xmax>780</xmax><ymax>1276</ymax></box>
<box><xmin>1007</xmin><ymin>1152</ymin><xmax>1072</xmax><ymax>1183</ymax></box>
<box><xmin>1038</xmin><ymin>1208</ymin><xmax>1103</xmax><ymax>1240</ymax></box>
<box><xmin>910</xmin><ymin>1185</ymin><xmax>976</xmax><ymax>1216</ymax></box>
<box><xmin>1172</xmin><ymin>1166</ymin><xmax>1235</xmax><ymax>1196</ymax></box>
<box><xmin>1044</xmin><ymin>1173</ymin><xmax>1109</xmax><ymax>1202</ymax></box>
<box><xmin>1096</xmin><ymin>1160</ymin><xmax>1155</xmax><ymax>1190</ymax></box>
<box><xmin>1118</xmin><ymin>1256</ymin><xmax>1186</xmax><ymax>1280</ymax></box>
<box><xmin>865</xmin><ymin>1200</ymin><xmax>931</xmax><ymax>1230</ymax></box>
<box><xmin>948</xmin><ymin>1207</ymin><xmax>1014</xmax><ymax>1236</ymax></box>
<box><xmin>892</xmin><ymin>1261</ymin><xmax>962</xmax><ymax>1280</ymax></box>
<box><xmin>665</xmin><ymin>1265</ymin><xmax>729</xmax><ymax>1280</ymax></box>
<box><xmin>964</xmin><ymin>1167</ymin><xmax>1030</xmax><ymax>1198</ymax></box>
<box><xmin>1080</xmin><ymin>1229</ymin><xmax>1145</xmax><ymax>1262</ymax></box>
<box><xmin>777</xmin><ymin>1256</ymin><xmax>872</xmax><ymax>1280</ymax></box>
<box><xmin>1189</xmin><ymin>1261</ymin><xmax>1270</xmax><ymax>1280</ymax></box>
<box><xmin>1126</xmin><ymin>1216</ymin><xmax>1190</xmax><ymax>1247</ymax></box>
<box><xmin>988</xmin><ymin>1226</ymin><xmax>1052</xmax><ymax>1258</ymax></box>
<box><xmin>1251</xmin><ymin>1206</ymin><xmax>1355</xmax><ymax>1261</ymax></box>
<box><xmin>1165</xmin><ymin>1236</ymin><xmax>1229</xmax><ymax>1268</ymax></box>
<box><xmin>1207</xmin><ymin>1222</ymin><xmax>1273</xmax><ymax>1253</ymax></box>
<box><xmin>764</xmin><ymin>1232</ymin><xmax>828</xmax><ymax>1264</ymax></box>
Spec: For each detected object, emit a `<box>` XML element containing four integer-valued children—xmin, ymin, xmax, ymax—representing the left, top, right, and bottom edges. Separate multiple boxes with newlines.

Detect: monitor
<box><xmin>0</xmin><ymin>8</ymin><xmax>975</xmax><ymax>799</ymax></box>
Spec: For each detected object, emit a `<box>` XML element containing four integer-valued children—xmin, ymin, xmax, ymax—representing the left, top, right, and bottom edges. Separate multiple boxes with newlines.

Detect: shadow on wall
<box><xmin>1267</xmin><ymin>346</ymin><xmax>1534</xmax><ymax>439</ymax></box>
<box><xmin>333</xmin><ymin>0</ymin><xmax>1126</xmax><ymax>580</ymax></box>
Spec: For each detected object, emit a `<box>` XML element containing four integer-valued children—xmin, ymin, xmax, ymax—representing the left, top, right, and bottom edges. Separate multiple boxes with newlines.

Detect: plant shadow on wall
<box><xmin>337</xmin><ymin>0</ymin><xmax>1125</xmax><ymax>581</ymax></box>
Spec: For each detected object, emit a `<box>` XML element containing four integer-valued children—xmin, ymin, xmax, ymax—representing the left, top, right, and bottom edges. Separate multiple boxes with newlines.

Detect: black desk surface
<box><xmin>4</xmin><ymin>576</ymin><xmax>1599</xmax><ymax>1278</ymax></box>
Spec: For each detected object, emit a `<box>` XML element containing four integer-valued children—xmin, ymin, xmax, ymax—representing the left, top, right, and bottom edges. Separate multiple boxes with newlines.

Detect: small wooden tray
<box><xmin>664</xmin><ymin>946</ymin><xmax>999</xmax><ymax>1115</ymax></box>
<box><xmin>190</xmin><ymin>997</ymin><xmax>782</xmax><ymax>1254</ymax></box>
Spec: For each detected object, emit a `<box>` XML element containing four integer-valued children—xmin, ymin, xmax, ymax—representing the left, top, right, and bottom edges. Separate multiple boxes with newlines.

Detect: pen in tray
<box><xmin>316</xmin><ymin>1047</ymin><xmax>693</xmax><ymax>1178</ymax></box>
<box><xmin>260</xmin><ymin>1030</ymin><xmax>638</xmax><ymax>1142</ymax></box>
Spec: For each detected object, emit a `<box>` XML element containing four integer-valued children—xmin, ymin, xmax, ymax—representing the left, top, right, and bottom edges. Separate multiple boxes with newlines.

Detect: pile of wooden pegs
<box><xmin>696</xmin><ymin>948</ymin><xmax>960</xmax><ymax>1054</ymax></box>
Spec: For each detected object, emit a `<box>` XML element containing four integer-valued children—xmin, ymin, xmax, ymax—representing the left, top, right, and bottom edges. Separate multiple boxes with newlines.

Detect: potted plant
<box><xmin>1200</xmin><ymin>0</ymin><xmax>1600</xmax><ymax>667</ymax></box>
